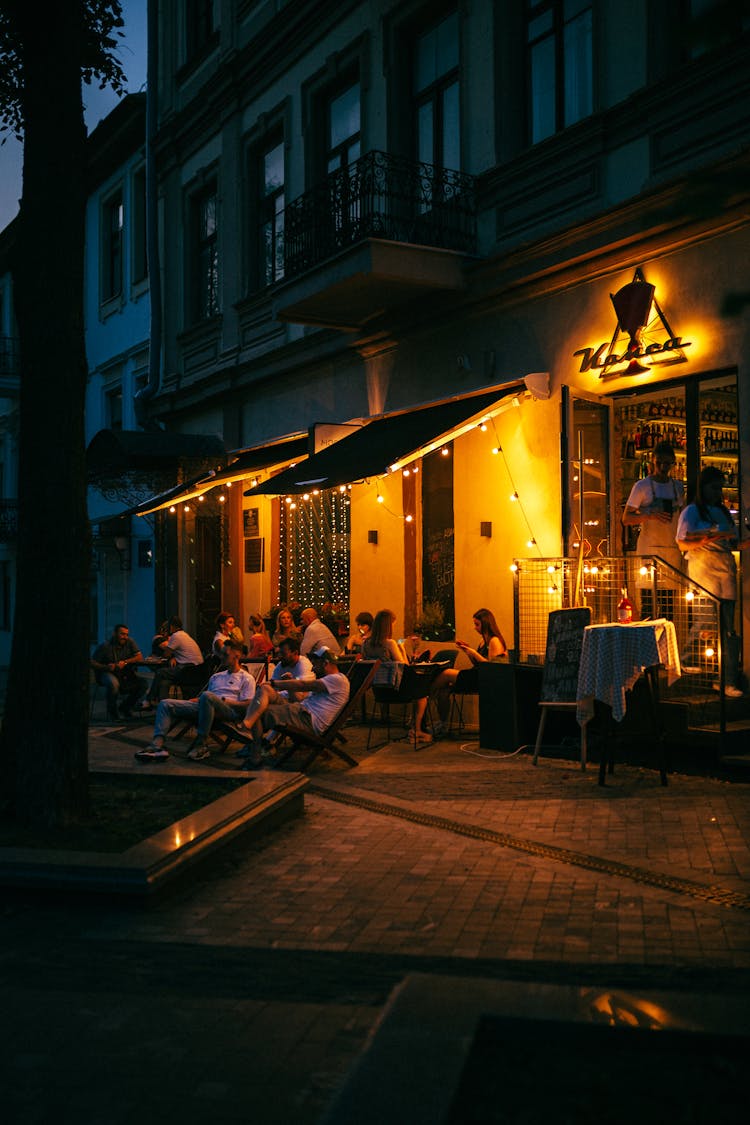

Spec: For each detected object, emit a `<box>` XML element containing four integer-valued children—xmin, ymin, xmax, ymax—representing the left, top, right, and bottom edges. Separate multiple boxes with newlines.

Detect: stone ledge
<box><xmin>321</xmin><ymin>973</ymin><xmax>750</xmax><ymax>1125</ymax></box>
<box><xmin>0</xmin><ymin>768</ymin><xmax>308</xmax><ymax>896</ymax></box>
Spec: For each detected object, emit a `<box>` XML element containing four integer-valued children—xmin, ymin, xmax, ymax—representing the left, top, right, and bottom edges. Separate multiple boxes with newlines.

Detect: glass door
<box><xmin>563</xmin><ymin>389</ymin><xmax>611</xmax><ymax>558</ymax></box>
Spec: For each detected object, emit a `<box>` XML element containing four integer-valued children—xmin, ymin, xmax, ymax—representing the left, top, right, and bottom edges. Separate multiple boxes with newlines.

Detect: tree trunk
<box><xmin>0</xmin><ymin>2</ymin><xmax>91</xmax><ymax>827</ymax></box>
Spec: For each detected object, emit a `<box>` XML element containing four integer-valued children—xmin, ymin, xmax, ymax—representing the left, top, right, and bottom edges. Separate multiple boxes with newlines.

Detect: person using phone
<box><xmin>622</xmin><ymin>440</ymin><xmax>685</xmax><ymax>617</ymax></box>
<box><xmin>344</xmin><ymin>611</ymin><xmax>373</xmax><ymax>654</ymax></box>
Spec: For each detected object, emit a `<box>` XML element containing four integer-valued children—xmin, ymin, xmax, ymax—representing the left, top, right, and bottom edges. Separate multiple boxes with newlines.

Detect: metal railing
<box><xmin>512</xmin><ymin>555</ymin><xmax>732</xmax><ymax>734</ymax></box>
<box><xmin>282</xmin><ymin>150</ymin><xmax>476</xmax><ymax>278</ymax></box>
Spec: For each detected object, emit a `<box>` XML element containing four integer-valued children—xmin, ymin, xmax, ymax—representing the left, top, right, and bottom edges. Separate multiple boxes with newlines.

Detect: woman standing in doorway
<box><xmin>677</xmin><ymin>466</ymin><xmax>749</xmax><ymax>697</ymax></box>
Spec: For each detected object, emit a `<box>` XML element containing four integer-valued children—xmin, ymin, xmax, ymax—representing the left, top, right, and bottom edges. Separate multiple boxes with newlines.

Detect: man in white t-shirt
<box><xmin>299</xmin><ymin>607</ymin><xmax>341</xmax><ymax>655</ymax></box>
<box><xmin>147</xmin><ymin>615</ymin><xmax>204</xmax><ymax>702</ymax></box>
<box><xmin>234</xmin><ymin>646</ymin><xmax>349</xmax><ymax>765</ymax></box>
<box><xmin>136</xmin><ymin>640</ymin><xmax>256</xmax><ymax>762</ymax></box>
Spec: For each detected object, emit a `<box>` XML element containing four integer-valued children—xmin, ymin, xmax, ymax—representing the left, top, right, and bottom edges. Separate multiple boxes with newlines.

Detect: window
<box><xmin>101</xmin><ymin>192</ymin><xmax>123</xmax><ymax>302</ymax></box>
<box><xmin>190</xmin><ymin>184</ymin><xmax>219</xmax><ymax>322</ymax></box>
<box><xmin>186</xmin><ymin>0</ymin><xmax>216</xmax><ymax>58</ymax></box>
<box><xmin>684</xmin><ymin>0</ymin><xmax>750</xmax><ymax>57</ymax></box>
<box><xmin>259</xmin><ymin>137</ymin><xmax>285</xmax><ymax>286</ymax></box>
<box><xmin>132</xmin><ymin>168</ymin><xmax>147</xmax><ymax>285</ymax></box>
<box><xmin>325</xmin><ymin>80</ymin><xmax>361</xmax><ymax>174</ymax></box>
<box><xmin>527</xmin><ymin>0</ymin><xmax>592</xmax><ymax>144</ymax></box>
<box><xmin>413</xmin><ymin>9</ymin><xmax>460</xmax><ymax>170</ymax></box>
<box><xmin>106</xmin><ymin>385</ymin><xmax>123</xmax><ymax>431</ymax></box>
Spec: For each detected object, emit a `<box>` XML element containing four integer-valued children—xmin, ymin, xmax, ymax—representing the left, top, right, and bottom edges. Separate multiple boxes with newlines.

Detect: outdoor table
<box><xmin>576</xmin><ymin>620</ymin><xmax>681</xmax><ymax>787</ymax></box>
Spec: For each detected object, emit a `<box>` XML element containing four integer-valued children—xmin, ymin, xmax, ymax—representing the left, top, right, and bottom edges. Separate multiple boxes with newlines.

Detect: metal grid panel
<box><xmin>513</xmin><ymin>555</ymin><xmax>723</xmax><ymax>699</ymax></box>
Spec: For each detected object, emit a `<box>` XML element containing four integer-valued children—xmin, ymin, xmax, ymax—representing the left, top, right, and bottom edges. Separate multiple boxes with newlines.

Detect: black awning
<box><xmin>246</xmin><ymin>384</ymin><xmax>523</xmax><ymax>496</ymax></box>
<box><xmin>131</xmin><ymin>432</ymin><xmax>310</xmax><ymax>516</ymax></box>
<box><xmin>86</xmin><ymin>429</ymin><xmax>227</xmax><ymax>478</ymax></box>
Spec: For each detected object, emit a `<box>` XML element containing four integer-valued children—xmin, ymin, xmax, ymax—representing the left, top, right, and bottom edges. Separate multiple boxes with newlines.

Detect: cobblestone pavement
<box><xmin>2</xmin><ymin>719</ymin><xmax>750</xmax><ymax>1123</ymax></box>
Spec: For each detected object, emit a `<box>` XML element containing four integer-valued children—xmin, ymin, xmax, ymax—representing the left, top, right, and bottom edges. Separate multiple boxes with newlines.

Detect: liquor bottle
<box><xmin>617</xmin><ymin>587</ymin><xmax>634</xmax><ymax>624</ymax></box>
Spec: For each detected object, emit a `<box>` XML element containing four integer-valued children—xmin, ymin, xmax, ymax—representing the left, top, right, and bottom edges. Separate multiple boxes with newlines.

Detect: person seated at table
<box><xmin>246</xmin><ymin>613</ymin><xmax>274</xmax><ymax>660</ymax></box>
<box><xmin>299</xmin><ymin>606</ymin><xmax>341</xmax><ymax>655</ymax></box>
<box><xmin>345</xmin><ymin>611</ymin><xmax>373</xmax><ymax>654</ymax></box>
<box><xmin>271</xmin><ymin>607</ymin><xmax>302</xmax><ymax>655</ymax></box>
<box><xmin>91</xmin><ymin>624</ymin><xmax>148</xmax><ymax>720</ymax></box>
<box><xmin>150</xmin><ymin>620</ymin><xmax>170</xmax><ymax>657</ymax></box>
<box><xmin>135</xmin><ymin>640</ymin><xmax>256</xmax><ymax>762</ymax></box>
<box><xmin>212</xmin><ymin>611</ymin><xmax>244</xmax><ymax>658</ymax></box>
<box><xmin>363</xmin><ymin>609</ymin><xmax>432</xmax><ymax>743</ymax></box>
<box><xmin>234</xmin><ymin>646</ymin><xmax>349</xmax><ymax>765</ymax></box>
<box><xmin>149</xmin><ymin>615</ymin><xmax>204</xmax><ymax>702</ymax></box>
<box><xmin>234</xmin><ymin>636</ymin><xmax>314</xmax><ymax>758</ymax></box>
<box><xmin>431</xmin><ymin>608</ymin><xmax>508</xmax><ymax>733</ymax></box>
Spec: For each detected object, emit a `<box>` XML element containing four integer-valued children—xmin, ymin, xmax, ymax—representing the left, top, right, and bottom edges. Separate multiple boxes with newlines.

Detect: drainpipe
<box><xmin>135</xmin><ymin>0</ymin><xmax>162</xmax><ymax>430</ymax></box>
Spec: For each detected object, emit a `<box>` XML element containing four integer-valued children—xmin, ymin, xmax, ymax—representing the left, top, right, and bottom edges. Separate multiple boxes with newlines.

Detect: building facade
<box><xmin>137</xmin><ymin>1</ymin><xmax>748</xmax><ymax>689</ymax></box>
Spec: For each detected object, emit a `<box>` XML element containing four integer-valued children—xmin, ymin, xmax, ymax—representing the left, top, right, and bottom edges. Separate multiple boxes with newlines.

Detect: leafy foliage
<box><xmin>0</xmin><ymin>0</ymin><xmax>126</xmax><ymax>141</ymax></box>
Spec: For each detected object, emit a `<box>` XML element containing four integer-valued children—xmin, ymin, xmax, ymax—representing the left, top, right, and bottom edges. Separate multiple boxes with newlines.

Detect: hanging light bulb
<box><xmin>169</xmin><ymin>505</ymin><xmax>176</xmax><ymax>514</ymax></box>
<box><xmin>441</xmin><ymin>447</ymin><xmax>450</xmax><ymax>456</ymax></box>
<box><xmin>527</xmin><ymin>538</ymin><xmax>536</xmax><ymax>548</ymax></box>
<box><xmin>183</xmin><ymin>505</ymin><xmax>190</xmax><ymax>513</ymax></box>
<box><xmin>377</xmin><ymin>494</ymin><xmax>384</xmax><ymax>504</ymax></box>
<box><xmin>491</xmin><ymin>447</ymin><xmax>499</xmax><ymax>455</ymax></box>
<box><xmin>198</xmin><ymin>494</ymin><xmax>205</xmax><ymax>502</ymax></box>
<box><xmin>405</xmin><ymin>514</ymin><xmax>413</xmax><ymax>522</ymax></box>
<box><xmin>510</xmin><ymin>492</ymin><xmax>519</xmax><ymax>502</ymax></box>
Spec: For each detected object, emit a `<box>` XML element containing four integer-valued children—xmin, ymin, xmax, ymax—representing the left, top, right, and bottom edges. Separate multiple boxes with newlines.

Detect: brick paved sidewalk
<box><xmin>2</xmin><ymin>718</ymin><xmax>749</xmax><ymax>1123</ymax></box>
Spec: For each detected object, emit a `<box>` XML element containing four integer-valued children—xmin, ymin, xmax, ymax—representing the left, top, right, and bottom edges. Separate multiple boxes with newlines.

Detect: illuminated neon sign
<box><xmin>573</xmin><ymin>268</ymin><xmax>691</xmax><ymax>378</ymax></box>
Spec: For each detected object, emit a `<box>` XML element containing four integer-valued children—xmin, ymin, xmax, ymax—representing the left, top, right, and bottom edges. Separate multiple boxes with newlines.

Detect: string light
<box><xmin>488</xmin><ymin>418</ymin><xmax>544</xmax><ymax>560</ymax></box>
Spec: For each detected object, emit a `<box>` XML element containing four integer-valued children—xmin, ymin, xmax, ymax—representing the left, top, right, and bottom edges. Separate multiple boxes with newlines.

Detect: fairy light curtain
<box><xmin>279</xmin><ymin>487</ymin><xmax>351</xmax><ymax>609</ymax></box>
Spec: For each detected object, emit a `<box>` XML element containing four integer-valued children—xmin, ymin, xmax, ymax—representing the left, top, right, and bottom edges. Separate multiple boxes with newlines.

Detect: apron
<box><xmin>636</xmin><ymin>477</ymin><xmax>683</xmax><ymax>588</ymax></box>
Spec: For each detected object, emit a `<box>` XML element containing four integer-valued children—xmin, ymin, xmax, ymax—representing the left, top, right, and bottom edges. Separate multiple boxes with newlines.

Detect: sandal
<box><xmin>407</xmin><ymin>728</ymin><xmax>433</xmax><ymax>743</ymax></box>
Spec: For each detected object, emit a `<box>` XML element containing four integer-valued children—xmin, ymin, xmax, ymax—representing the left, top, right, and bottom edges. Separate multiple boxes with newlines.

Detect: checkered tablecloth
<box><xmin>576</xmin><ymin>619</ymin><xmax>681</xmax><ymax>724</ymax></box>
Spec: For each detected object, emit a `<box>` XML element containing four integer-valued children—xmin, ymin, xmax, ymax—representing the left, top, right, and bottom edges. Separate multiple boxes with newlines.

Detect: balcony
<box><xmin>273</xmin><ymin>151</ymin><xmax>476</xmax><ymax>331</ymax></box>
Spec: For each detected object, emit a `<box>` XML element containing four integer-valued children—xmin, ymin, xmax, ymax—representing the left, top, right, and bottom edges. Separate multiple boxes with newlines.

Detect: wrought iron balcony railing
<box><xmin>282</xmin><ymin>150</ymin><xmax>476</xmax><ymax>279</ymax></box>
<box><xmin>0</xmin><ymin>499</ymin><xmax>19</xmax><ymax>541</ymax></box>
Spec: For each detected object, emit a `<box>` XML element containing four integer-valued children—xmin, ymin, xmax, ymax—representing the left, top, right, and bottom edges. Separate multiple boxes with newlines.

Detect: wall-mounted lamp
<box><xmin>114</xmin><ymin>535</ymin><xmax>131</xmax><ymax>571</ymax></box>
<box><xmin>480</xmin><ymin>521</ymin><xmax>492</xmax><ymax>538</ymax></box>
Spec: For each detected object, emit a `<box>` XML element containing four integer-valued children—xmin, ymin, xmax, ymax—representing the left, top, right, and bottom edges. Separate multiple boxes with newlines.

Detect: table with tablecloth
<box><xmin>576</xmin><ymin>620</ymin><xmax>681</xmax><ymax>725</ymax></box>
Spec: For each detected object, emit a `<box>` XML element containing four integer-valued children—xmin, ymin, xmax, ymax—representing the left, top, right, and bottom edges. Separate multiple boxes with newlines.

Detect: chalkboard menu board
<box><xmin>540</xmin><ymin>608</ymin><xmax>591</xmax><ymax>703</ymax></box>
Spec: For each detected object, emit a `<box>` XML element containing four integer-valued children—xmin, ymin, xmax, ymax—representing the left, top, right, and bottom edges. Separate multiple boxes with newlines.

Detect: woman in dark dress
<box><xmin>432</xmin><ymin>608</ymin><xmax>507</xmax><ymax>731</ymax></box>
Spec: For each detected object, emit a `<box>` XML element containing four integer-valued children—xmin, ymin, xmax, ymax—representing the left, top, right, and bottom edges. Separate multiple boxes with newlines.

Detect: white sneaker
<box><xmin>712</xmin><ymin>683</ymin><xmax>744</xmax><ymax>698</ymax></box>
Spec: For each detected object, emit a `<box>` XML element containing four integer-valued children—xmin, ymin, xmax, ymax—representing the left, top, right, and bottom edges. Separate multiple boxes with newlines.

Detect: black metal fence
<box><xmin>283</xmin><ymin>150</ymin><xmax>476</xmax><ymax>278</ymax></box>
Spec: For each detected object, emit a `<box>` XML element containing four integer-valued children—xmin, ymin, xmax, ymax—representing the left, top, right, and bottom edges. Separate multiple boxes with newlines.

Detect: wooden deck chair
<box><xmin>217</xmin><ymin>660</ymin><xmax>381</xmax><ymax>770</ymax></box>
<box><xmin>272</xmin><ymin>659</ymin><xmax>381</xmax><ymax>770</ymax></box>
<box><xmin>531</xmin><ymin>607</ymin><xmax>591</xmax><ymax>770</ymax></box>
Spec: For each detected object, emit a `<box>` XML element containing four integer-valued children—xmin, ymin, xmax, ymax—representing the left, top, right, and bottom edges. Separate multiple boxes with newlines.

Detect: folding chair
<box><xmin>273</xmin><ymin>659</ymin><xmax>381</xmax><ymax>770</ymax></box>
<box><xmin>216</xmin><ymin>660</ymin><xmax>381</xmax><ymax>771</ymax></box>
